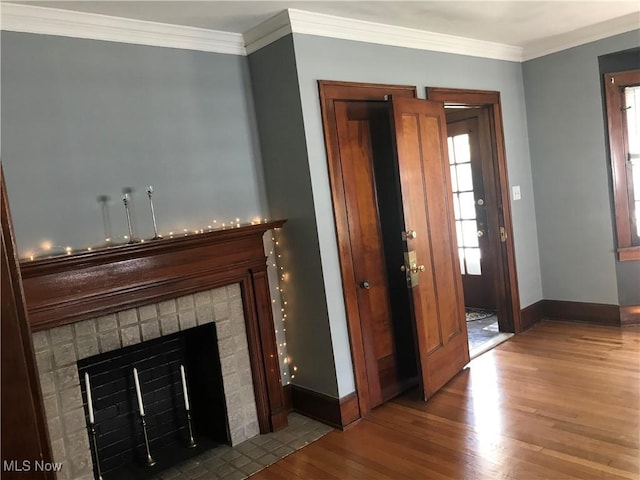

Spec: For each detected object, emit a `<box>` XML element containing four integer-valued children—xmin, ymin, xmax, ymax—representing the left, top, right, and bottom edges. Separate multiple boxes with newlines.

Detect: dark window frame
<box><xmin>604</xmin><ymin>69</ymin><xmax>640</xmax><ymax>261</ymax></box>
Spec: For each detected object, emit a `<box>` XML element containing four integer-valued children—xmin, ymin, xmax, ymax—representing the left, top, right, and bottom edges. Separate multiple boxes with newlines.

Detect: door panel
<box><xmin>335</xmin><ymin>100</ymin><xmax>417</xmax><ymax>407</ymax></box>
<box><xmin>390</xmin><ymin>97</ymin><xmax>470</xmax><ymax>399</ymax></box>
<box><xmin>446</xmin><ymin>111</ymin><xmax>497</xmax><ymax>309</ymax></box>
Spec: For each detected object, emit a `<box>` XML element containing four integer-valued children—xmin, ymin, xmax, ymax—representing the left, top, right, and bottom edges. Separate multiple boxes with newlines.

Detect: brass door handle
<box><xmin>402</xmin><ymin>250</ymin><xmax>421</xmax><ymax>287</ymax></box>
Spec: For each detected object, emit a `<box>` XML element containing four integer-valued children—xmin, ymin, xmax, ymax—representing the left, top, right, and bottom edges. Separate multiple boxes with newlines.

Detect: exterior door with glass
<box><xmin>446</xmin><ymin>109</ymin><xmax>497</xmax><ymax>310</ymax></box>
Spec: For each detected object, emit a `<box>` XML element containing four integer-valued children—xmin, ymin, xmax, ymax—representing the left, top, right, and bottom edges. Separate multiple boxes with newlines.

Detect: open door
<box><xmin>390</xmin><ymin>97</ymin><xmax>470</xmax><ymax>400</ymax></box>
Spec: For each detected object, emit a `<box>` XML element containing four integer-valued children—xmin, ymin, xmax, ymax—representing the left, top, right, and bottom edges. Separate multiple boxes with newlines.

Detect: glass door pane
<box><xmin>449</xmin><ymin>132</ymin><xmax>481</xmax><ymax>275</ymax></box>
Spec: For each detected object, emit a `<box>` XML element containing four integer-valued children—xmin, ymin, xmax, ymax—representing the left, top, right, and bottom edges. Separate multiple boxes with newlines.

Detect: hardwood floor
<box><xmin>251</xmin><ymin>321</ymin><xmax>640</xmax><ymax>479</ymax></box>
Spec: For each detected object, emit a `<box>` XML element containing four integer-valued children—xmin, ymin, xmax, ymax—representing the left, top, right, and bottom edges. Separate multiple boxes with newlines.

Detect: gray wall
<box><xmin>248</xmin><ymin>36</ymin><xmax>340</xmax><ymax>396</ymax></box>
<box><xmin>523</xmin><ymin>30</ymin><xmax>640</xmax><ymax>306</ymax></box>
<box><xmin>1</xmin><ymin>32</ymin><xmax>267</xmax><ymax>257</ymax></box>
<box><xmin>290</xmin><ymin>33</ymin><xmax>543</xmax><ymax>397</ymax></box>
<box><xmin>617</xmin><ymin>261</ymin><xmax>640</xmax><ymax>305</ymax></box>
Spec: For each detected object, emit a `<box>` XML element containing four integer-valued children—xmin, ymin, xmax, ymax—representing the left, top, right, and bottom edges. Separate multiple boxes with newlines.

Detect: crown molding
<box><xmin>0</xmin><ymin>3</ymin><xmax>246</xmax><ymax>56</ymax></box>
<box><xmin>243</xmin><ymin>10</ymin><xmax>292</xmax><ymax>55</ymax></box>
<box><xmin>522</xmin><ymin>12</ymin><xmax>640</xmax><ymax>61</ymax></box>
<box><xmin>284</xmin><ymin>9</ymin><xmax>523</xmax><ymax>62</ymax></box>
<box><xmin>1</xmin><ymin>3</ymin><xmax>635</xmax><ymax>63</ymax></box>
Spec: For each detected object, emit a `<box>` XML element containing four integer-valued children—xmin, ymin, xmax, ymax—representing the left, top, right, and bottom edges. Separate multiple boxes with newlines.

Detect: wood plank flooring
<box><xmin>252</xmin><ymin>321</ymin><xmax>640</xmax><ymax>479</ymax></box>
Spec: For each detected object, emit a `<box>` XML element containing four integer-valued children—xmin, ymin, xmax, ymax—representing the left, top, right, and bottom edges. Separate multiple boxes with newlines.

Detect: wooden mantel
<box><xmin>19</xmin><ymin>219</ymin><xmax>288</xmax><ymax>432</ymax></box>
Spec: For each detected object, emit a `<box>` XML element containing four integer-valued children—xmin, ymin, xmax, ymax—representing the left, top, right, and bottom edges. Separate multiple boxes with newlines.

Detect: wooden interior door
<box><xmin>1</xmin><ymin>165</ymin><xmax>55</xmax><ymax>479</ymax></box>
<box><xmin>334</xmin><ymin>100</ymin><xmax>418</xmax><ymax>408</ymax></box>
<box><xmin>446</xmin><ymin>109</ymin><xmax>497</xmax><ymax>310</ymax></box>
<box><xmin>390</xmin><ymin>97</ymin><xmax>470</xmax><ymax>399</ymax></box>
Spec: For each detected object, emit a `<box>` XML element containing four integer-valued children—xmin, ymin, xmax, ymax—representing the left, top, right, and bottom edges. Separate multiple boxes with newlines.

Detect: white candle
<box><xmin>84</xmin><ymin>372</ymin><xmax>95</xmax><ymax>424</ymax></box>
<box><xmin>133</xmin><ymin>367</ymin><xmax>145</xmax><ymax>416</ymax></box>
<box><xmin>180</xmin><ymin>365</ymin><xmax>191</xmax><ymax>411</ymax></box>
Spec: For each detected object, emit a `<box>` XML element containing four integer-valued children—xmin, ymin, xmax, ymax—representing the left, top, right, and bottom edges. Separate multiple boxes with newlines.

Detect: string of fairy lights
<box><xmin>21</xmin><ymin>214</ymin><xmax>296</xmax><ymax>386</ymax></box>
<box><xmin>22</xmin><ymin>217</ymin><xmax>263</xmax><ymax>261</ymax></box>
<box><xmin>265</xmin><ymin>230</ymin><xmax>296</xmax><ymax>385</ymax></box>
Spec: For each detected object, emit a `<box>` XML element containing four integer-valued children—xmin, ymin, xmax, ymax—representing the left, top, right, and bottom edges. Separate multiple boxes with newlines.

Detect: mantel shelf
<box><xmin>20</xmin><ymin>220</ymin><xmax>286</xmax><ymax>332</ymax></box>
<box><xmin>20</xmin><ymin>221</ymin><xmax>284</xmax><ymax>275</ymax></box>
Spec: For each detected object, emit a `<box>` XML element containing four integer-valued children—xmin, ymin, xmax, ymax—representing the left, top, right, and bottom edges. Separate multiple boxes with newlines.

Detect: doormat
<box><xmin>466</xmin><ymin>308</ymin><xmax>496</xmax><ymax>322</ymax></box>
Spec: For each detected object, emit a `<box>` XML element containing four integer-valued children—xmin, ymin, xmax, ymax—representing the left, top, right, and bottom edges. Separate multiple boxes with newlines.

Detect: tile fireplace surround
<box><xmin>32</xmin><ymin>285</ymin><xmax>259</xmax><ymax>480</ymax></box>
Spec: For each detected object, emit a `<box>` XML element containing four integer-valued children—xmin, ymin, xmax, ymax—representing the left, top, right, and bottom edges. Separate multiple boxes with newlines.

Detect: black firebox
<box><xmin>78</xmin><ymin>323</ymin><xmax>228</xmax><ymax>480</ymax></box>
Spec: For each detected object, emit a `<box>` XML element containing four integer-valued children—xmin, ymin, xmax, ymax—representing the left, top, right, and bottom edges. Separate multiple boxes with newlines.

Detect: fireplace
<box><xmin>32</xmin><ymin>286</ymin><xmax>258</xmax><ymax>479</ymax></box>
<box><xmin>20</xmin><ymin>222</ymin><xmax>287</xmax><ymax>480</ymax></box>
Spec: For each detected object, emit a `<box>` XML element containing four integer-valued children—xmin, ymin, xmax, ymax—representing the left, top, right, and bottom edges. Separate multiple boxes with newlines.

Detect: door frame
<box><xmin>426</xmin><ymin>87</ymin><xmax>522</xmax><ymax>333</ymax></box>
<box><xmin>319</xmin><ymin>81</ymin><xmax>417</xmax><ymax>417</ymax></box>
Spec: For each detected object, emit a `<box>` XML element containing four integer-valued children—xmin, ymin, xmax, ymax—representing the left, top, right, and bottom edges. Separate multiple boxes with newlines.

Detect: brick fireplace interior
<box><xmin>78</xmin><ymin>322</ymin><xmax>227</xmax><ymax>479</ymax></box>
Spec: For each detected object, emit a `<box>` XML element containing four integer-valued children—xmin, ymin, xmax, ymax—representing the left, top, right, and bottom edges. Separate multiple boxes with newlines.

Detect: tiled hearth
<box><xmin>32</xmin><ymin>284</ymin><xmax>260</xmax><ymax>480</ymax></box>
<box><xmin>150</xmin><ymin>413</ymin><xmax>332</xmax><ymax>480</ymax></box>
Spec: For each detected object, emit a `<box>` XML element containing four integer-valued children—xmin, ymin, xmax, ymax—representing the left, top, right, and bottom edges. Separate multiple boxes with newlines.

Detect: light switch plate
<box><xmin>512</xmin><ymin>185</ymin><xmax>521</xmax><ymax>201</ymax></box>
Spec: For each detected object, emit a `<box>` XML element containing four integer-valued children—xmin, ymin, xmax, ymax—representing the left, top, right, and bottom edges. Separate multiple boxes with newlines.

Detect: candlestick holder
<box><xmin>185</xmin><ymin>410</ymin><xmax>197</xmax><ymax>448</ymax></box>
<box><xmin>122</xmin><ymin>192</ymin><xmax>135</xmax><ymax>244</ymax></box>
<box><xmin>88</xmin><ymin>423</ymin><xmax>104</xmax><ymax>480</ymax></box>
<box><xmin>146</xmin><ymin>186</ymin><xmax>160</xmax><ymax>239</ymax></box>
<box><xmin>139</xmin><ymin>415</ymin><xmax>156</xmax><ymax>467</ymax></box>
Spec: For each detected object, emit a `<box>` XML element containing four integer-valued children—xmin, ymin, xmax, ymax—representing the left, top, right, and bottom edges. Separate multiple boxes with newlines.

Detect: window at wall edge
<box><xmin>604</xmin><ymin>69</ymin><xmax>640</xmax><ymax>261</ymax></box>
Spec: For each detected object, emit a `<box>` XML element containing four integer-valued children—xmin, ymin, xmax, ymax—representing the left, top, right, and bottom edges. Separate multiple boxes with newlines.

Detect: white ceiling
<box><xmin>14</xmin><ymin>1</ymin><xmax>640</xmax><ymax>50</ymax></box>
